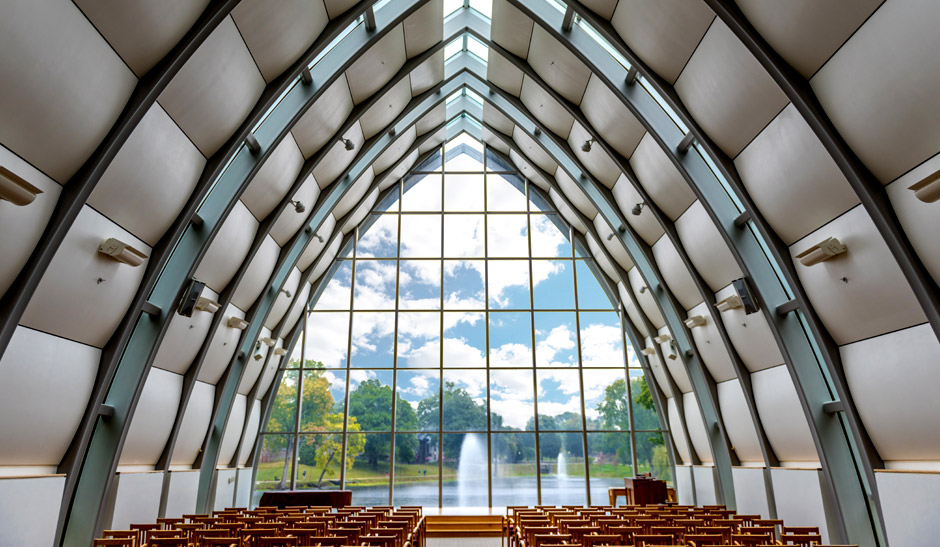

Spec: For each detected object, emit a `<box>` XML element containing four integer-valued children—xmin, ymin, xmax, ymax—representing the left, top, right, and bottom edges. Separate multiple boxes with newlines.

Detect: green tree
<box><xmin>347</xmin><ymin>378</ymin><xmax>418</xmax><ymax>466</ymax></box>
<box><xmin>419</xmin><ymin>382</ymin><xmax>487</xmax><ymax>458</ymax></box>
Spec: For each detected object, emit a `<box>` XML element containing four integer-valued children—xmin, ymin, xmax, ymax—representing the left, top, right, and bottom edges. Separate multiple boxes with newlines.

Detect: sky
<box><xmin>301</xmin><ymin>146</ymin><xmax>643</xmax><ymax>430</ymax></box>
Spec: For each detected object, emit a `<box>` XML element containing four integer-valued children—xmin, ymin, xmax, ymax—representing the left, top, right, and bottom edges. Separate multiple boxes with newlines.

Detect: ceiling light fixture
<box><xmin>289</xmin><ymin>199</ymin><xmax>305</xmax><ymax>213</ymax></box>
<box><xmin>279</xmin><ymin>288</ymin><xmax>292</xmax><ymax>298</ymax></box>
<box><xmin>631</xmin><ymin>202</ymin><xmax>646</xmax><ymax>216</ymax></box>
<box><xmin>581</xmin><ymin>138</ymin><xmax>595</xmax><ymax>152</ymax></box>
<box><xmin>340</xmin><ymin>138</ymin><xmax>355</xmax><ymax>151</ymax></box>
<box><xmin>0</xmin><ymin>166</ymin><xmax>42</xmax><ymax>206</ymax></box>
<box><xmin>314</xmin><ymin>234</ymin><xmax>324</xmax><ymax>243</ymax></box>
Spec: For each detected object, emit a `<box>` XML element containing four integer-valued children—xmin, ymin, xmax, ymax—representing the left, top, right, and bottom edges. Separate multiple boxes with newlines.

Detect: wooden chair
<box><xmin>92</xmin><ymin>539</ymin><xmax>134</xmax><ymax>547</ymax></box>
<box><xmin>733</xmin><ymin>534</ymin><xmax>774</xmax><ymax>546</ymax></box>
<box><xmin>683</xmin><ymin>533</ymin><xmax>722</xmax><ymax>547</ymax></box>
<box><xmin>359</xmin><ymin>534</ymin><xmax>396</xmax><ymax>547</ymax></box>
<box><xmin>298</xmin><ymin>536</ymin><xmax>344</xmax><ymax>547</ymax></box>
<box><xmin>781</xmin><ymin>533</ymin><xmax>823</xmax><ymax>546</ymax></box>
<box><xmin>783</xmin><ymin>526</ymin><xmax>821</xmax><ymax>535</ymax></box>
<box><xmin>633</xmin><ymin>534</ymin><xmax>675</xmax><ymax>547</ymax></box>
<box><xmin>100</xmin><ymin>530</ymin><xmax>138</xmax><ymax>546</ymax></box>
<box><xmin>257</xmin><ymin>537</ymin><xmax>299</xmax><ymax>547</ymax></box>
<box><xmin>582</xmin><ymin>533</ymin><xmax>621</xmax><ymax>547</ymax></box>
<box><xmin>200</xmin><ymin>538</ymin><xmax>240</xmax><ymax>547</ymax></box>
<box><xmin>130</xmin><ymin>524</ymin><xmax>160</xmax><ymax>546</ymax></box>
<box><xmin>148</xmin><ymin>538</ymin><xmax>188</xmax><ymax>547</ymax></box>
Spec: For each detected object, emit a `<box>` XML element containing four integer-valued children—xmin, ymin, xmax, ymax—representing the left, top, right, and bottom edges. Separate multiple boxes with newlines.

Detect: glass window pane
<box><xmin>444</xmin><ymin>260</ymin><xmax>485</xmax><ymax>309</ymax></box>
<box><xmin>536</xmin><ymin>369</ymin><xmax>583</xmax><ymax>431</ymax></box>
<box><xmin>400</xmin><ymin>260</ymin><xmax>441</xmax><ymax>309</ymax></box>
<box><xmin>394</xmin><ymin>432</ymin><xmax>439</xmax><ymax>506</ymax></box>
<box><xmin>486</xmin><ymin>214</ymin><xmax>528</xmax><ymax>257</ymax></box>
<box><xmin>538</xmin><ymin>431</ymin><xmax>586</xmax><ymax>506</ymax></box>
<box><xmin>402</xmin><ymin>174</ymin><xmax>442</xmax><ymax>211</ymax></box>
<box><xmin>354</xmin><ymin>260</ymin><xmax>397</xmax><ymax>309</ymax></box>
<box><xmin>443</xmin><ymin>311</ymin><xmax>486</xmax><ymax>368</ymax></box>
<box><xmin>631</xmin><ymin>369</ymin><xmax>660</xmax><ymax>431</ymax></box>
<box><xmin>582</xmin><ymin>369</ymin><xmax>628</xmax><ymax>431</ymax></box>
<box><xmin>264</xmin><ymin>370</ymin><xmax>298</xmax><ymax>432</ymax></box>
<box><xmin>297</xmin><ymin>433</ymin><xmax>343</xmax><ymax>490</ymax></box>
<box><xmin>579</xmin><ymin>311</ymin><xmax>625</xmax><ymax>368</ymax></box>
<box><xmin>351</xmin><ymin>312</ymin><xmax>395</xmax><ymax>367</ymax></box>
<box><xmin>444</xmin><ymin>173</ymin><xmax>484</xmax><ymax>211</ymax></box>
<box><xmin>357</xmin><ymin>214</ymin><xmax>398</xmax><ymax>258</ymax></box>
<box><xmin>347</xmin><ymin>369</ymin><xmax>394</xmax><ymax>431</ymax></box>
<box><xmin>305</xmin><ymin>312</ymin><xmax>349</xmax><ymax>368</ymax></box>
<box><xmin>443</xmin><ymin>370</ymin><xmax>487</xmax><ymax>431</ymax></box>
<box><xmin>530</xmin><ymin>214</ymin><xmax>571</xmax><ymax>257</ymax></box>
<box><xmin>443</xmin><ymin>433</ymin><xmax>488</xmax><ymax>507</ymax></box>
<box><xmin>345</xmin><ymin>432</ymin><xmax>391</xmax><ymax>506</ymax></box>
<box><xmin>254</xmin><ymin>434</ymin><xmax>295</xmax><ymax>501</ymax></box>
<box><xmin>444</xmin><ymin>214</ymin><xmax>484</xmax><ymax>257</ymax></box>
<box><xmin>400</xmin><ymin>214</ymin><xmax>442</xmax><ymax>257</ymax></box>
<box><xmin>490</xmin><ymin>370</ymin><xmax>534</xmax><ymax>431</ymax></box>
<box><xmin>287</xmin><ymin>335</ymin><xmax>303</xmax><ymax>368</ymax></box>
<box><xmin>489</xmin><ymin>312</ymin><xmax>532</xmax><ymax>367</ymax></box>
<box><xmin>398</xmin><ymin>370</ymin><xmax>440</xmax><ymax>432</ymax></box>
<box><xmin>487</xmin><ymin>260</ymin><xmax>529</xmax><ymax>309</ymax></box>
<box><xmin>300</xmin><ymin>368</ymin><xmax>346</xmax><ymax>432</ymax></box>
<box><xmin>486</xmin><ymin>173</ymin><xmax>527</xmax><ymax>211</ymax></box>
<box><xmin>312</xmin><ymin>261</ymin><xmax>352</xmax><ymax>310</ymax></box>
<box><xmin>491</xmin><ymin>432</ymin><xmax>537</xmax><ymax>507</ymax></box>
<box><xmin>635</xmin><ymin>431</ymin><xmax>672</xmax><ymax>485</ymax></box>
<box><xmin>587</xmin><ymin>432</ymin><xmax>633</xmax><ymax>503</ymax></box>
<box><xmin>533</xmin><ymin>312</ymin><xmax>577</xmax><ymax>368</ymax></box>
<box><xmin>397</xmin><ymin>312</ymin><xmax>441</xmax><ymax>367</ymax></box>
<box><xmin>576</xmin><ymin>260</ymin><xmax>613</xmax><ymax>309</ymax></box>
<box><xmin>532</xmin><ymin>260</ymin><xmax>574</xmax><ymax>309</ymax></box>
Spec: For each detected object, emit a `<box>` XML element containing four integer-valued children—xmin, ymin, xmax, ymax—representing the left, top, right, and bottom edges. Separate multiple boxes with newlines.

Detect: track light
<box><xmin>340</xmin><ymin>138</ymin><xmax>355</xmax><ymax>151</ymax></box>
<box><xmin>795</xmin><ymin>237</ymin><xmax>847</xmax><ymax>267</ymax></box>
<box><xmin>314</xmin><ymin>234</ymin><xmax>324</xmax><ymax>243</ymax></box>
<box><xmin>227</xmin><ymin>317</ymin><xmax>249</xmax><ymax>330</ymax></box>
<box><xmin>606</xmin><ymin>232</ymin><xmax>615</xmax><ymax>241</ymax></box>
<box><xmin>194</xmin><ymin>296</ymin><xmax>220</xmax><ymax>314</ymax></box>
<box><xmin>684</xmin><ymin>315</ymin><xmax>706</xmax><ymax>329</ymax></box>
<box><xmin>581</xmin><ymin>138</ymin><xmax>595</xmax><ymax>152</ymax></box>
<box><xmin>279</xmin><ymin>288</ymin><xmax>292</xmax><ymax>298</ymax></box>
<box><xmin>289</xmin><ymin>200</ymin><xmax>305</xmax><ymax>214</ymax></box>
<box><xmin>631</xmin><ymin>202</ymin><xmax>646</xmax><ymax>216</ymax></box>
<box><xmin>98</xmin><ymin>238</ymin><xmax>148</xmax><ymax>267</ymax></box>
<box><xmin>0</xmin><ymin>166</ymin><xmax>42</xmax><ymax>206</ymax></box>
<box><xmin>639</xmin><ymin>286</ymin><xmax>648</xmax><ymax>294</ymax></box>
<box><xmin>909</xmin><ymin>169</ymin><xmax>940</xmax><ymax>203</ymax></box>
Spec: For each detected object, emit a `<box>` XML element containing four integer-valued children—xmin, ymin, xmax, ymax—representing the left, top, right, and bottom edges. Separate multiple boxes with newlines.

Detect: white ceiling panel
<box><xmin>490</xmin><ymin>0</ymin><xmax>534</xmax><ymax>59</ymax></box>
<box><xmin>360</xmin><ymin>77</ymin><xmax>413</xmax><ymax>140</ymax></box>
<box><xmin>375</xmin><ymin>126</ymin><xmax>417</xmax><ymax>175</ymax></box>
<box><xmin>629</xmin><ymin>133</ymin><xmax>696</xmax><ymax>220</ymax></box>
<box><xmin>593</xmin><ymin>215</ymin><xmax>634</xmax><ymax>272</ymax></box>
<box><xmin>610</xmin><ymin>0</ymin><xmax>714</xmax><ymax>84</ymax></box>
<box><xmin>403</xmin><ymin>0</ymin><xmax>443</xmax><ymax>58</ymax></box>
<box><xmin>312</xmin><ymin>123</ymin><xmax>365</xmax><ymax>189</ymax></box>
<box><xmin>194</xmin><ymin>201</ymin><xmax>259</xmax><ymax>292</ymax></box>
<box><xmin>652</xmin><ymin>236</ymin><xmax>704</xmax><ymax>310</ymax></box>
<box><xmin>527</xmin><ymin>26</ymin><xmax>591</xmax><ymax>104</ymax></box>
<box><xmin>158</xmin><ymin>17</ymin><xmax>266</xmax><ymax>157</ymax></box>
<box><xmin>483</xmin><ymin>103</ymin><xmax>515</xmax><ymax>135</ymax></box>
<box><xmin>674</xmin><ymin>20</ymin><xmax>789</xmax><ymax>157</ymax></box>
<box><xmin>610</xmin><ymin>174</ymin><xmax>664</xmax><ymax>246</ymax></box>
<box><xmin>519</xmin><ymin>77</ymin><xmax>574</xmax><ymax>138</ymax></box>
<box><xmin>323</xmin><ymin>0</ymin><xmax>357</xmax><ymax>19</ymax></box>
<box><xmin>270</xmin><ymin>174</ymin><xmax>320</xmax><ymax>246</ymax></box>
<box><xmin>675</xmin><ymin>201</ymin><xmax>742</xmax><ymax>292</ymax></box>
<box><xmin>511</xmin><ymin>126</ymin><xmax>557</xmax><ymax>174</ymax></box>
<box><xmin>416</xmin><ymin>103</ymin><xmax>447</xmax><ymax>135</ymax></box>
<box><xmin>735</xmin><ymin>0</ymin><xmax>883</xmax><ymax>78</ymax></box>
<box><xmin>297</xmin><ymin>214</ymin><xmax>337</xmax><ymax>272</ymax></box>
<box><xmin>580</xmin><ymin>76</ymin><xmax>646</xmax><ymax>159</ymax></box>
<box><xmin>410</xmin><ymin>49</ymin><xmax>445</xmax><ymax>95</ymax></box>
<box><xmin>240</xmin><ymin>135</ymin><xmax>305</xmax><ymax>221</ymax></box>
<box><xmin>0</xmin><ymin>0</ymin><xmax>137</xmax><ymax>182</ymax></box>
<box><xmin>487</xmin><ymin>51</ymin><xmax>525</xmax><ymax>97</ymax></box>
<box><xmin>232</xmin><ymin>0</ymin><xmax>329</xmax><ymax>82</ymax></box>
<box><xmin>76</xmin><ymin>0</ymin><xmax>210</xmax><ymax>77</ymax></box>
<box><xmin>291</xmin><ymin>76</ymin><xmax>354</xmax><ymax>158</ymax></box>
<box><xmin>554</xmin><ymin>167</ymin><xmax>597</xmax><ymax>219</ymax></box>
<box><xmin>345</xmin><ymin>25</ymin><xmax>407</xmax><ymax>104</ymax></box>
<box><xmin>735</xmin><ymin>104</ymin><xmax>859</xmax><ymax>245</ymax></box>
<box><xmin>886</xmin><ymin>153</ymin><xmax>940</xmax><ymax>286</ymax></box>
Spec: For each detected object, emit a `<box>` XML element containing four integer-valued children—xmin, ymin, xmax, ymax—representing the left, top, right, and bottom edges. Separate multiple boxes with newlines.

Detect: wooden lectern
<box><xmin>623</xmin><ymin>476</ymin><xmax>667</xmax><ymax>505</ymax></box>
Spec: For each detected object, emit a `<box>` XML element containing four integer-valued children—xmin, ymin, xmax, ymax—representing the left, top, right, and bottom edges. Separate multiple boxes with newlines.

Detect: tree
<box><xmin>347</xmin><ymin>378</ymin><xmax>419</xmax><ymax>466</ymax></box>
<box><xmin>419</xmin><ymin>382</ymin><xmax>488</xmax><ymax>459</ymax></box>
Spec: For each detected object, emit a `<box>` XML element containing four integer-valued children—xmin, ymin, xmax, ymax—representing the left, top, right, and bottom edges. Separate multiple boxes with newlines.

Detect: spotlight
<box><xmin>289</xmin><ymin>200</ymin><xmax>305</xmax><ymax>213</ymax></box>
<box><xmin>314</xmin><ymin>234</ymin><xmax>324</xmax><ymax>243</ymax></box>
<box><xmin>581</xmin><ymin>138</ymin><xmax>595</xmax><ymax>153</ymax></box>
<box><xmin>279</xmin><ymin>288</ymin><xmax>292</xmax><ymax>298</ymax></box>
<box><xmin>606</xmin><ymin>233</ymin><xmax>615</xmax><ymax>241</ymax></box>
<box><xmin>631</xmin><ymin>202</ymin><xmax>646</xmax><ymax>216</ymax></box>
<box><xmin>639</xmin><ymin>286</ymin><xmax>648</xmax><ymax>294</ymax></box>
<box><xmin>340</xmin><ymin>138</ymin><xmax>355</xmax><ymax>151</ymax></box>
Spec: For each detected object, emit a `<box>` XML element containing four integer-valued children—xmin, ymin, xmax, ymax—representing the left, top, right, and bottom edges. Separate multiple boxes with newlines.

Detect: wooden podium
<box><xmin>623</xmin><ymin>476</ymin><xmax>667</xmax><ymax>505</ymax></box>
<box><xmin>258</xmin><ymin>489</ymin><xmax>352</xmax><ymax>509</ymax></box>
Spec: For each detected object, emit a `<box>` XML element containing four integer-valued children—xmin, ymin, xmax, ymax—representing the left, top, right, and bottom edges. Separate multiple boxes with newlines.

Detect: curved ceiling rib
<box><xmin>33</xmin><ymin>2</ymin><xmax>895</xmax><ymax>546</ymax></box>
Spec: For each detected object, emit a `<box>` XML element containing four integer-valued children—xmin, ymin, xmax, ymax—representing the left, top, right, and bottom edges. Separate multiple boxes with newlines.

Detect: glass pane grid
<box><xmin>257</xmin><ymin>141</ymin><xmax>670</xmax><ymax>507</ymax></box>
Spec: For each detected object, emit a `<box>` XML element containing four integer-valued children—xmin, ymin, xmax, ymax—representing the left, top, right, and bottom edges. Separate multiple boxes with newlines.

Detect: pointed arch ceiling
<box><xmin>2</xmin><ymin>1</ymin><xmax>939</xmax><ymax>545</ymax></box>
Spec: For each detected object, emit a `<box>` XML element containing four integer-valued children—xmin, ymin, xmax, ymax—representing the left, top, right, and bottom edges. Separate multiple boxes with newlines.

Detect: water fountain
<box><xmin>557</xmin><ymin>450</ymin><xmax>569</xmax><ymax>480</ymax></box>
<box><xmin>457</xmin><ymin>433</ymin><xmax>487</xmax><ymax>506</ymax></box>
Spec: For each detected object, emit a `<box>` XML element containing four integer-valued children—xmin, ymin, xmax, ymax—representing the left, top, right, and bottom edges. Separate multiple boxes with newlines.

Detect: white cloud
<box><xmin>490</xmin><ymin>342</ymin><xmax>533</xmax><ymax>367</ymax></box>
<box><xmin>579</xmin><ymin>322</ymin><xmax>624</xmax><ymax>367</ymax></box>
<box><xmin>534</xmin><ymin>324</ymin><xmax>576</xmax><ymax>367</ymax></box>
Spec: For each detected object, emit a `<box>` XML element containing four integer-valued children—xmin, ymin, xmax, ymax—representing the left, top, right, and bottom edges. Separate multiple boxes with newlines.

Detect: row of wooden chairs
<box><xmin>94</xmin><ymin>504</ymin><xmax>425</xmax><ymax>547</ymax></box>
<box><xmin>505</xmin><ymin>505</ymin><xmax>851</xmax><ymax>547</ymax></box>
